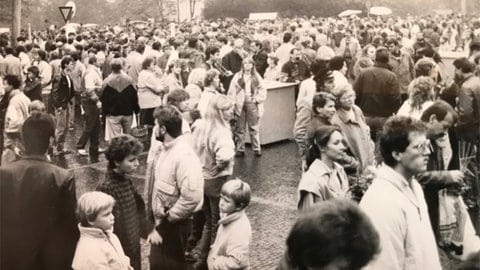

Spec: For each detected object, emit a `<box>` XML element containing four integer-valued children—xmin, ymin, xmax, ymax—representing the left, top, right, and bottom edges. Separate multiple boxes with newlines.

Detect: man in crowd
<box><xmin>354</xmin><ymin>46</ymin><xmax>401</xmax><ymax>141</ymax></box>
<box><xmin>0</xmin><ymin>47</ymin><xmax>22</xmax><ymax>78</ymax></box>
<box><xmin>360</xmin><ymin>116</ymin><xmax>442</xmax><ymax>269</ymax></box>
<box><xmin>281</xmin><ymin>48</ymin><xmax>310</xmax><ymax>83</ymax></box>
<box><xmin>453</xmin><ymin>57</ymin><xmax>480</xmax><ymax>145</ymax></box>
<box><xmin>51</xmin><ymin>56</ymin><xmax>75</xmax><ymax>155</ymax></box>
<box><xmin>278</xmin><ymin>199</ymin><xmax>380</xmax><ymax>270</ymax></box>
<box><xmin>76</xmin><ymin>56</ymin><xmax>103</xmax><ymax>159</ymax></box>
<box><xmin>145</xmin><ymin>105</ymin><xmax>204</xmax><ymax>270</ymax></box>
<box><xmin>386</xmin><ymin>38</ymin><xmax>415</xmax><ymax>102</ymax></box>
<box><xmin>33</xmin><ymin>49</ymin><xmax>53</xmax><ymax>111</ymax></box>
<box><xmin>251</xmin><ymin>40</ymin><xmax>268</xmax><ymax>77</ymax></box>
<box><xmin>1</xmin><ymin>112</ymin><xmax>79</xmax><ymax>270</ymax></box>
<box><xmin>221</xmin><ymin>38</ymin><xmax>245</xmax><ymax>90</ymax></box>
<box><xmin>126</xmin><ymin>43</ymin><xmax>145</xmax><ymax>84</ymax></box>
<box><xmin>417</xmin><ymin>100</ymin><xmax>465</xmax><ymax>241</ymax></box>
<box><xmin>275</xmin><ymin>32</ymin><xmax>295</xmax><ymax>68</ymax></box>
<box><xmin>1</xmin><ymin>75</ymin><xmax>30</xmax><ymax>164</ymax></box>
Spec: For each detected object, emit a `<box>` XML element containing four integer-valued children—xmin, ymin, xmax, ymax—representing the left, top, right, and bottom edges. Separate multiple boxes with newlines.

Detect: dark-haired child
<box><xmin>96</xmin><ymin>134</ymin><xmax>148</xmax><ymax>270</ymax></box>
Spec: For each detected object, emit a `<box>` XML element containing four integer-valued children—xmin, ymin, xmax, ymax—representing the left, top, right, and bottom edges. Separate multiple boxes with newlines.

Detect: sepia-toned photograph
<box><xmin>0</xmin><ymin>0</ymin><xmax>479</xmax><ymax>269</ymax></box>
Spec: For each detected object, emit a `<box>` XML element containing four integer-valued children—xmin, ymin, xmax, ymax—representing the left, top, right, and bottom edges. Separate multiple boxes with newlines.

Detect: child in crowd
<box><xmin>28</xmin><ymin>100</ymin><xmax>46</xmax><ymax>114</ymax></box>
<box><xmin>97</xmin><ymin>134</ymin><xmax>148</xmax><ymax>270</ymax></box>
<box><xmin>72</xmin><ymin>191</ymin><xmax>133</xmax><ymax>270</ymax></box>
<box><xmin>207</xmin><ymin>179</ymin><xmax>252</xmax><ymax>270</ymax></box>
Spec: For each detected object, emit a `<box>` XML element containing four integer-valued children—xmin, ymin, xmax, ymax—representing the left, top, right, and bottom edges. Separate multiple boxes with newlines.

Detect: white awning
<box><xmin>248</xmin><ymin>12</ymin><xmax>278</xmax><ymax>21</ymax></box>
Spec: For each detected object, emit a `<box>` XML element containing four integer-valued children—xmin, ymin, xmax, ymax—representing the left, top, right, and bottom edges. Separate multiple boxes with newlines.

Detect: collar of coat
<box><xmin>218</xmin><ymin>209</ymin><xmax>246</xmax><ymax>226</ymax></box>
<box><xmin>374</xmin><ymin>62</ymin><xmax>391</xmax><ymax>70</ymax></box>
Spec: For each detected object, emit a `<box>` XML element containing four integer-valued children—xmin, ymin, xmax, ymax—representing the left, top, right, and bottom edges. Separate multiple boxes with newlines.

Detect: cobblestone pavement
<box><xmin>67</xmin><ymin>127</ymin><xmax>302</xmax><ymax>270</ymax></box>
<box><xmin>58</xmin><ymin>121</ymin><xmax>464</xmax><ymax>269</ymax></box>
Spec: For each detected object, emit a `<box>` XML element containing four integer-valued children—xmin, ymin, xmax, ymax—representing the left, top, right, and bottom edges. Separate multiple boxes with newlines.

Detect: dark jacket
<box><xmin>253</xmin><ymin>49</ymin><xmax>268</xmax><ymax>77</ymax></box>
<box><xmin>51</xmin><ymin>74</ymin><xmax>75</xmax><ymax>109</ymax></box>
<box><xmin>101</xmin><ymin>73</ymin><xmax>140</xmax><ymax>116</ymax></box>
<box><xmin>24</xmin><ymin>78</ymin><xmax>43</xmax><ymax>101</ymax></box>
<box><xmin>221</xmin><ymin>50</ymin><xmax>243</xmax><ymax>90</ymax></box>
<box><xmin>0</xmin><ymin>155</ymin><xmax>79</xmax><ymax>270</ymax></box>
<box><xmin>97</xmin><ymin>169</ymin><xmax>149</xmax><ymax>270</ymax></box>
<box><xmin>417</xmin><ymin>141</ymin><xmax>459</xmax><ymax>241</ymax></box>
<box><xmin>353</xmin><ymin>62</ymin><xmax>401</xmax><ymax>117</ymax></box>
<box><xmin>456</xmin><ymin>74</ymin><xmax>480</xmax><ymax>138</ymax></box>
<box><xmin>281</xmin><ymin>60</ymin><xmax>310</xmax><ymax>82</ymax></box>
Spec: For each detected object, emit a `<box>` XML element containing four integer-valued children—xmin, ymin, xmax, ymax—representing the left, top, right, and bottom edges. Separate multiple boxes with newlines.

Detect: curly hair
<box><xmin>407</xmin><ymin>76</ymin><xmax>435</xmax><ymax>112</ymax></box>
<box><xmin>105</xmin><ymin>135</ymin><xmax>143</xmax><ymax>169</ymax></box>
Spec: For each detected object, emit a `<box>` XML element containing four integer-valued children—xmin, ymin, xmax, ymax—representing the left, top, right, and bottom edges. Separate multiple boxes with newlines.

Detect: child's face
<box><xmin>219</xmin><ymin>194</ymin><xmax>239</xmax><ymax>215</ymax></box>
<box><xmin>89</xmin><ymin>206</ymin><xmax>114</xmax><ymax>231</ymax></box>
<box><xmin>115</xmin><ymin>154</ymin><xmax>139</xmax><ymax>174</ymax></box>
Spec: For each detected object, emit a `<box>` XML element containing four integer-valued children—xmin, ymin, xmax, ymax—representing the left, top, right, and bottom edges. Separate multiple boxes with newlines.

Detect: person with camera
<box><xmin>280</xmin><ymin>48</ymin><xmax>310</xmax><ymax>83</ymax></box>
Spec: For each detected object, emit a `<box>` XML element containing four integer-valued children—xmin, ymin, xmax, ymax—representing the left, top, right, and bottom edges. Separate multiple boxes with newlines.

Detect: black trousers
<box><xmin>149</xmin><ymin>218</ymin><xmax>191</xmax><ymax>270</ymax></box>
<box><xmin>76</xmin><ymin>99</ymin><xmax>100</xmax><ymax>153</ymax></box>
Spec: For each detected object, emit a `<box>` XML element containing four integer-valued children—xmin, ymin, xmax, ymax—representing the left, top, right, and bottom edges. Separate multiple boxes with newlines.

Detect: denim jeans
<box><xmin>234</xmin><ymin>100</ymin><xmax>260</xmax><ymax>152</ymax></box>
<box><xmin>54</xmin><ymin>106</ymin><xmax>70</xmax><ymax>151</ymax></box>
<box><xmin>76</xmin><ymin>99</ymin><xmax>100</xmax><ymax>153</ymax></box>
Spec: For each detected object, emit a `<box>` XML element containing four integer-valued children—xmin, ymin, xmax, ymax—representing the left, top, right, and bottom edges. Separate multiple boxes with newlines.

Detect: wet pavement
<box><xmin>55</xmin><ymin>116</ymin><xmax>473</xmax><ymax>269</ymax></box>
<box><xmin>57</xmin><ymin>115</ymin><xmax>301</xmax><ymax>269</ymax></box>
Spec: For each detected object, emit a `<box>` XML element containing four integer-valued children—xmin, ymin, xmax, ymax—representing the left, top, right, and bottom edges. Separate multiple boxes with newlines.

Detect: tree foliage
<box><xmin>202</xmin><ymin>0</ymin><xmax>480</xmax><ymax>19</ymax></box>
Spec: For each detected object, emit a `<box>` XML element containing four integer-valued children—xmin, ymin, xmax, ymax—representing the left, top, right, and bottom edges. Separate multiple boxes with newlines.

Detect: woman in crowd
<box><xmin>228</xmin><ymin>57</ymin><xmax>267</xmax><ymax>157</ymax></box>
<box><xmin>163</xmin><ymin>59</ymin><xmax>184</xmax><ymax>96</ymax></box>
<box><xmin>297</xmin><ymin>125</ymin><xmax>350</xmax><ymax>211</ymax></box>
<box><xmin>197</xmin><ymin>69</ymin><xmax>222</xmax><ymax>117</ymax></box>
<box><xmin>397</xmin><ymin>76</ymin><xmax>436</xmax><ymax>119</ymax></box>
<box><xmin>263</xmin><ymin>53</ymin><xmax>281</xmax><ymax>81</ymax></box>
<box><xmin>23</xmin><ymin>65</ymin><xmax>43</xmax><ymax>101</ymax></box>
<box><xmin>332</xmin><ymin>85</ymin><xmax>375</xmax><ymax>175</ymax></box>
<box><xmin>185</xmin><ymin>68</ymin><xmax>207</xmax><ymax>110</ymax></box>
<box><xmin>190</xmin><ymin>95</ymin><xmax>236</xmax><ymax>269</ymax></box>
<box><xmin>137</xmin><ymin>57</ymin><xmax>166</xmax><ymax>127</ymax></box>
<box><xmin>352</xmin><ymin>44</ymin><xmax>375</xmax><ymax>80</ymax></box>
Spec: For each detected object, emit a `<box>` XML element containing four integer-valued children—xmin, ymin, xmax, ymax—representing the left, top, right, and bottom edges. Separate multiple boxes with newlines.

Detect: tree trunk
<box><xmin>189</xmin><ymin>0</ymin><xmax>195</xmax><ymax>20</ymax></box>
<box><xmin>11</xmin><ymin>0</ymin><xmax>21</xmax><ymax>46</ymax></box>
<box><xmin>154</xmin><ymin>0</ymin><xmax>164</xmax><ymax>22</ymax></box>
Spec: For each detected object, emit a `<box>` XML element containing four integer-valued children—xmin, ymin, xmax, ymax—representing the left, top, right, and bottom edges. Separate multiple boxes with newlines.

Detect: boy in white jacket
<box><xmin>72</xmin><ymin>191</ymin><xmax>133</xmax><ymax>270</ymax></box>
<box><xmin>207</xmin><ymin>179</ymin><xmax>252</xmax><ymax>270</ymax></box>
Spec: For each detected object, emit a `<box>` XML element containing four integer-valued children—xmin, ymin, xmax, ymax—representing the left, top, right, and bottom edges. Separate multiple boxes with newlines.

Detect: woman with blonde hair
<box><xmin>197</xmin><ymin>69</ymin><xmax>222</xmax><ymax>117</ymax></box>
<box><xmin>227</xmin><ymin>57</ymin><xmax>267</xmax><ymax>157</ymax></box>
<box><xmin>185</xmin><ymin>68</ymin><xmax>207</xmax><ymax>109</ymax></box>
<box><xmin>188</xmin><ymin>95</ymin><xmax>236</xmax><ymax>268</ymax></box>
<box><xmin>397</xmin><ymin>76</ymin><xmax>436</xmax><ymax>119</ymax></box>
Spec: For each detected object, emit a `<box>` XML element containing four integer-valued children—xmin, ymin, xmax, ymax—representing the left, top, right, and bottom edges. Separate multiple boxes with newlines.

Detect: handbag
<box><xmin>131</xmin><ymin>113</ymin><xmax>149</xmax><ymax>142</ymax></box>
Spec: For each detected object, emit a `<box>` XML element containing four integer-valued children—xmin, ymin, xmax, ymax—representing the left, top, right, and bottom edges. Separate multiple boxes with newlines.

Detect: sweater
<box><xmin>97</xmin><ymin>169</ymin><xmax>148</xmax><ymax>270</ymax></box>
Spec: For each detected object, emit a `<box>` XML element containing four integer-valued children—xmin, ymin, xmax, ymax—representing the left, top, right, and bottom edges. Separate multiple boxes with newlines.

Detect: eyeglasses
<box><xmin>410</xmin><ymin>140</ymin><xmax>432</xmax><ymax>152</ymax></box>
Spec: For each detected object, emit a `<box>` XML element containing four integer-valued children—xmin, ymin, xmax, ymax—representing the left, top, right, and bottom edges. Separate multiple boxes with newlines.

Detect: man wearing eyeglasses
<box><xmin>360</xmin><ymin>115</ymin><xmax>442</xmax><ymax>270</ymax></box>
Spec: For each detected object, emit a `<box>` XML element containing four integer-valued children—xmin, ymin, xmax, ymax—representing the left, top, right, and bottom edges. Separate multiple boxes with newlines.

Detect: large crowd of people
<box><xmin>1</xmin><ymin>12</ymin><xmax>480</xmax><ymax>270</ymax></box>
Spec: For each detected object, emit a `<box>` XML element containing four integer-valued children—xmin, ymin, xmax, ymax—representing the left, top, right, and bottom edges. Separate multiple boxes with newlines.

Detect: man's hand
<box><xmin>96</xmin><ymin>101</ymin><xmax>102</xmax><ymax>109</ymax></box>
<box><xmin>449</xmin><ymin>170</ymin><xmax>465</xmax><ymax>185</ymax></box>
<box><xmin>147</xmin><ymin>229</ymin><xmax>162</xmax><ymax>245</ymax></box>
